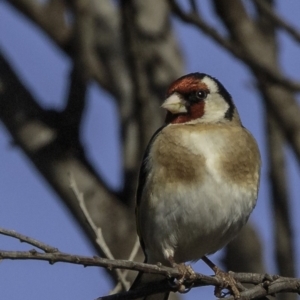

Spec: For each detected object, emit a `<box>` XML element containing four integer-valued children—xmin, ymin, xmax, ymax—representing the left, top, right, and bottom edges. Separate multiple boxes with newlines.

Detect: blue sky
<box><xmin>0</xmin><ymin>1</ymin><xmax>299</xmax><ymax>299</ymax></box>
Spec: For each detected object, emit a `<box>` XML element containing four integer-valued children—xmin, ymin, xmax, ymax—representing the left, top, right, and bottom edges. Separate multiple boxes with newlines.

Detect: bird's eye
<box><xmin>196</xmin><ymin>90</ymin><xmax>207</xmax><ymax>100</ymax></box>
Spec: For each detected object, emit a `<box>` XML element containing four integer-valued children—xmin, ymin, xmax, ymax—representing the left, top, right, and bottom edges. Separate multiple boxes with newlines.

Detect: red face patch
<box><xmin>165</xmin><ymin>76</ymin><xmax>208</xmax><ymax>124</ymax></box>
<box><xmin>165</xmin><ymin>101</ymin><xmax>205</xmax><ymax>124</ymax></box>
<box><xmin>167</xmin><ymin>76</ymin><xmax>208</xmax><ymax>97</ymax></box>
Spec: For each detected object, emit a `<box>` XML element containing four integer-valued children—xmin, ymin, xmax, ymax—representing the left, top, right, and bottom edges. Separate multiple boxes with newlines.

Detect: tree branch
<box><xmin>0</xmin><ymin>228</ymin><xmax>58</xmax><ymax>253</ymax></box>
<box><xmin>1</xmin><ymin>228</ymin><xmax>300</xmax><ymax>299</ymax></box>
<box><xmin>0</xmin><ymin>49</ymin><xmax>136</xmax><ymax>268</ymax></box>
<box><xmin>169</xmin><ymin>0</ymin><xmax>300</xmax><ymax>92</ymax></box>
<box><xmin>120</xmin><ymin>0</ymin><xmax>183</xmax><ymax>206</ymax></box>
<box><xmin>212</xmin><ymin>3</ymin><xmax>298</xmax><ymax>298</ymax></box>
<box><xmin>267</xmin><ymin>112</ymin><xmax>295</xmax><ymax>276</ymax></box>
<box><xmin>209</xmin><ymin>0</ymin><xmax>300</xmax><ymax>167</ymax></box>
<box><xmin>254</xmin><ymin>0</ymin><xmax>300</xmax><ymax>44</ymax></box>
<box><xmin>69</xmin><ymin>174</ymin><xmax>136</xmax><ymax>291</ymax></box>
<box><xmin>0</xmin><ymin>249</ymin><xmax>214</xmax><ymax>286</ymax></box>
<box><xmin>8</xmin><ymin>0</ymin><xmax>71</xmax><ymax>47</ymax></box>
<box><xmin>0</xmin><ymin>247</ymin><xmax>299</xmax><ymax>299</ymax></box>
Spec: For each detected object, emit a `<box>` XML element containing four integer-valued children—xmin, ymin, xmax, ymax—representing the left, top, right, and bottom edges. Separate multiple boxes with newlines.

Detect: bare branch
<box><xmin>120</xmin><ymin>0</ymin><xmax>183</xmax><ymax>206</ymax></box>
<box><xmin>100</xmin><ymin>275</ymin><xmax>300</xmax><ymax>300</ymax></box>
<box><xmin>3</xmin><ymin>2</ymin><xmax>300</xmax><ymax>299</ymax></box>
<box><xmin>61</xmin><ymin>67</ymin><xmax>87</xmax><ymax>141</ymax></box>
<box><xmin>8</xmin><ymin>0</ymin><xmax>71</xmax><ymax>46</ymax></box>
<box><xmin>0</xmin><ymin>47</ymin><xmax>136</xmax><ymax>267</ymax></box>
<box><xmin>267</xmin><ymin>112</ymin><xmax>295</xmax><ymax>277</ymax></box>
<box><xmin>224</xmin><ymin>277</ymin><xmax>300</xmax><ymax>300</ymax></box>
<box><xmin>110</xmin><ymin>237</ymin><xmax>140</xmax><ymax>294</ymax></box>
<box><xmin>188</xmin><ymin>0</ymin><xmax>198</xmax><ymax>13</ymax></box>
<box><xmin>0</xmin><ymin>249</ymin><xmax>210</xmax><ymax>282</ymax></box>
<box><xmin>0</xmin><ymin>228</ymin><xmax>59</xmax><ymax>253</ymax></box>
<box><xmin>70</xmin><ymin>0</ymin><xmax>97</xmax><ymax>81</ymax></box>
<box><xmin>6</xmin><ymin>0</ymin><xmax>117</xmax><ymax>94</ymax></box>
<box><xmin>1</xmin><ymin>247</ymin><xmax>300</xmax><ymax>299</ymax></box>
<box><xmin>254</xmin><ymin>0</ymin><xmax>300</xmax><ymax>44</ymax></box>
<box><xmin>255</xmin><ymin>6</ymin><xmax>296</xmax><ymax>299</ymax></box>
<box><xmin>0</xmin><ymin>227</ymin><xmax>299</xmax><ymax>299</ymax></box>
<box><xmin>169</xmin><ymin>0</ymin><xmax>300</xmax><ymax>92</ymax></box>
<box><xmin>1</xmin><ymin>226</ymin><xmax>298</xmax><ymax>299</ymax></box>
<box><xmin>69</xmin><ymin>174</ymin><xmax>131</xmax><ymax>291</ymax></box>
<box><xmin>204</xmin><ymin>0</ymin><xmax>300</xmax><ymax>167</ymax></box>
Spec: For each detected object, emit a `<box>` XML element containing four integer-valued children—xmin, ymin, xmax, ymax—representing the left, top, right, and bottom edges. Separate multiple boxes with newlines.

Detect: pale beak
<box><xmin>161</xmin><ymin>94</ymin><xmax>187</xmax><ymax>114</ymax></box>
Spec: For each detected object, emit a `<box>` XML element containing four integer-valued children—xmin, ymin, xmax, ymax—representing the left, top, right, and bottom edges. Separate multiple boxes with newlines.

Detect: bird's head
<box><xmin>162</xmin><ymin>73</ymin><xmax>239</xmax><ymax>124</ymax></box>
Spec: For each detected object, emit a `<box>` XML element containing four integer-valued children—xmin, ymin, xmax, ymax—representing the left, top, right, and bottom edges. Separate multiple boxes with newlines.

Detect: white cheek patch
<box><xmin>201</xmin><ymin>76</ymin><xmax>219</xmax><ymax>94</ymax></box>
<box><xmin>192</xmin><ymin>75</ymin><xmax>230</xmax><ymax>123</ymax></box>
<box><xmin>202</xmin><ymin>94</ymin><xmax>230</xmax><ymax>122</ymax></box>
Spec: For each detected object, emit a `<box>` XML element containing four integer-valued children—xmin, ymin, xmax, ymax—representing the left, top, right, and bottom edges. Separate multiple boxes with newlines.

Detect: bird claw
<box><xmin>202</xmin><ymin>256</ymin><xmax>240</xmax><ymax>298</ymax></box>
<box><xmin>214</xmin><ymin>268</ymin><xmax>240</xmax><ymax>299</ymax></box>
<box><xmin>170</xmin><ymin>263</ymin><xmax>196</xmax><ymax>294</ymax></box>
<box><xmin>177</xmin><ymin>263</ymin><xmax>197</xmax><ymax>281</ymax></box>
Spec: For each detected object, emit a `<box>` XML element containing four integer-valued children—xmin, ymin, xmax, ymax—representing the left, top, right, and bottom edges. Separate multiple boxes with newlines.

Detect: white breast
<box><xmin>139</xmin><ymin>126</ymin><xmax>258</xmax><ymax>265</ymax></box>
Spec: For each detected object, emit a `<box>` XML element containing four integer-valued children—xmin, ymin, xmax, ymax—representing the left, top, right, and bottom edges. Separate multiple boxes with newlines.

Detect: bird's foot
<box><xmin>202</xmin><ymin>256</ymin><xmax>240</xmax><ymax>298</ymax></box>
<box><xmin>214</xmin><ymin>268</ymin><xmax>240</xmax><ymax>299</ymax></box>
<box><xmin>168</xmin><ymin>258</ymin><xmax>196</xmax><ymax>293</ymax></box>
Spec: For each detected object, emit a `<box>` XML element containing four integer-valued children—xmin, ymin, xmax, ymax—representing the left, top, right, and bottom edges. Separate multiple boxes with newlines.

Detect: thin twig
<box><xmin>69</xmin><ymin>174</ymin><xmax>130</xmax><ymax>291</ymax></box>
<box><xmin>0</xmin><ymin>248</ymin><xmax>209</xmax><ymax>281</ymax></box>
<box><xmin>0</xmin><ymin>247</ymin><xmax>297</xmax><ymax>289</ymax></box>
<box><xmin>0</xmin><ymin>237</ymin><xmax>300</xmax><ymax>299</ymax></box>
<box><xmin>99</xmin><ymin>273</ymin><xmax>300</xmax><ymax>300</ymax></box>
<box><xmin>109</xmin><ymin>236</ymin><xmax>140</xmax><ymax>294</ymax></box>
<box><xmin>69</xmin><ymin>174</ymin><xmax>97</xmax><ymax>233</ymax></box>
<box><xmin>0</xmin><ymin>228</ymin><xmax>59</xmax><ymax>253</ymax></box>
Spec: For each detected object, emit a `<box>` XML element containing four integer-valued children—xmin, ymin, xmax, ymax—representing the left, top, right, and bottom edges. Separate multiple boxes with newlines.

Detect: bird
<box><xmin>130</xmin><ymin>72</ymin><xmax>261</xmax><ymax>300</ymax></box>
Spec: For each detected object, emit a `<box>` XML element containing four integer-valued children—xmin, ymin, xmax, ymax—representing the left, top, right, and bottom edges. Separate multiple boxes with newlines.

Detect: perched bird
<box><xmin>131</xmin><ymin>73</ymin><xmax>261</xmax><ymax>299</ymax></box>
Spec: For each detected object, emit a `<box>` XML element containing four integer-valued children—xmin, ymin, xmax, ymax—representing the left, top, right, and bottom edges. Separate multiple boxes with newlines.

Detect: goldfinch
<box><xmin>131</xmin><ymin>73</ymin><xmax>261</xmax><ymax>299</ymax></box>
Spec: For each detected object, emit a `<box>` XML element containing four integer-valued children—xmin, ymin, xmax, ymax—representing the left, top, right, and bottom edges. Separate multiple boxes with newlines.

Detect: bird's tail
<box><xmin>130</xmin><ymin>271</ymin><xmax>169</xmax><ymax>300</ymax></box>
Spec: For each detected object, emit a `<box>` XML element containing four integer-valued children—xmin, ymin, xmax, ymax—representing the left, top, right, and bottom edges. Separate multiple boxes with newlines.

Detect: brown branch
<box><xmin>188</xmin><ymin>0</ymin><xmax>198</xmax><ymax>13</ymax></box>
<box><xmin>70</xmin><ymin>0</ymin><xmax>97</xmax><ymax>81</ymax></box>
<box><xmin>60</xmin><ymin>66</ymin><xmax>87</xmax><ymax>142</ymax></box>
<box><xmin>5</xmin><ymin>0</ymin><xmax>184</xmax><ymax>210</ymax></box>
<box><xmin>120</xmin><ymin>0</ymin><xmax>183</xmax><ymax>206</ymax></box>
<box><xmin>224</xmin><ymin>277</ymin><xmax>300</xmax><ymax>300</ymax></box>
<box><xmin>109</xmin><ymin>237</ymin><xmax>140</xmax><ymax>294</ymax></box>
<box><xmin>69</xmin><ymin>175</ymin><xmax>131</xmax><ymax>291</ymax></box>
<box><xmin>256</xmin><ymin>7</ymin><xmax>296</xmax><ymax>298</ymax></box>
<box><xmin>1</xmin><ymin>248</ymin><xmax>300</xmax><ymax>300</ymax></box>
<box><xmin>0</xmin><ymin>249</ymin><xmax>212</xmax><ymax>283</ymax></box>
<box><xmin>6</xmin><ymin>0</ymin><xmax>115</xmax><ymax>94</ymax></box>
<box><xmin>0</xmin><ymin>47</ymin><xmax>136</xmax><ymax>267</ymax></box>
<box><xmin>267</xmin><ymin>112</ymin><xmax>295</xmax><ymax>276</ymax></box>
<box><xmin>72</xmin><ymin>0</ymin><xmax>91</xmax><ymax>59</ymax></box>
<box><xmin>254</xmin><ymin>0</ymin><xmax>300</xmax><ymax>44</ymax></box>
<box><xmin>169</xmin><ymin>0</ymin><xmax>300</xmax><ymax>92</ymax></box>
<box><xmin>213</xmin><ymin>4</ymin><xmax>298</xmax><ymax>298</ymax></box>
<box><xmin>59</xmin><ymin>1</ymin><xmax>93</xmax><ymax>139</ymax></box>
<box><xmin>100</xmin><ymin>275</ymin><xmax>300</xmax><ymax>300</ymax></box>
<box><xmin>0</xmin><ymin>228</ymin><xmax>59</xmax><ymax>253</ymax></box>
<box><xmin>209</xmin><ymin>0</ymin><xmax>300</xmax><ymax>167</ymax></box>
<box><xmin>8</xmin><ymin>0</ymin><xmax>71</xmax><ymax>47</ymax></box>
<box><xmin>1</xmin><ymin>228</ymin><xmax>300</xmax><ymax>299</ymax></box>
